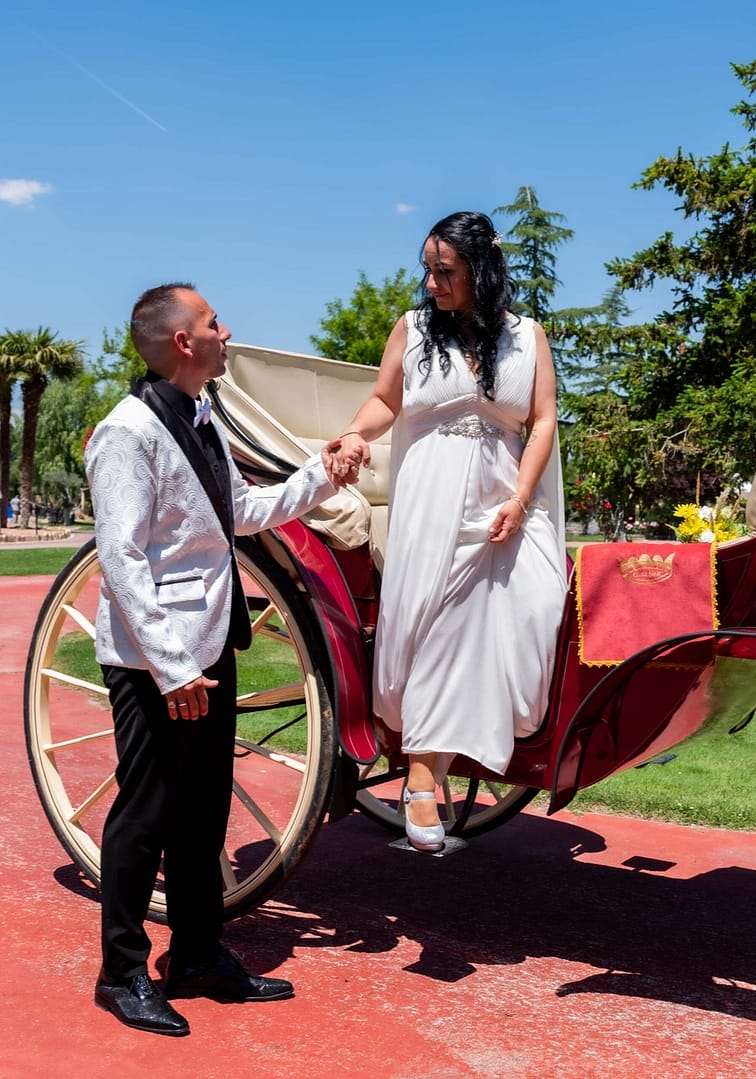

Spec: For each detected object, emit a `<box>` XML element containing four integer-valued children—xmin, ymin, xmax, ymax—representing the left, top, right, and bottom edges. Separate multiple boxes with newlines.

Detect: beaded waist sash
<box><xmin>437</xmin><ymin>416</ymin><xmax>503</xmax><ymax>439</ymax></box>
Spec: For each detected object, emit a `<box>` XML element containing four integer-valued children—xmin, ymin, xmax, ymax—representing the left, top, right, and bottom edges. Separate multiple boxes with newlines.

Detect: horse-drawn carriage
<box><xmin>24</xmin><ymin>342</ymin><xmax>756</xmax><ymax>920</ymax></box>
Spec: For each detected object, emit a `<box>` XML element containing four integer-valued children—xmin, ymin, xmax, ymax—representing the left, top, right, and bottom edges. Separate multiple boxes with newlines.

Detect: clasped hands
<box><xmin>321</xmin><ymin>436</ymin><xmax>364</xmax><ymax>487</ymax></box>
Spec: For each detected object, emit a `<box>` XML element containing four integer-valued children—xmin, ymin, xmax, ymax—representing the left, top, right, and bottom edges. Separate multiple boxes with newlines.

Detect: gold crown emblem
<box><xmin>618</xmin><ymin>551</ymin><xmax>675</xmax><ymax>584</ymax></box>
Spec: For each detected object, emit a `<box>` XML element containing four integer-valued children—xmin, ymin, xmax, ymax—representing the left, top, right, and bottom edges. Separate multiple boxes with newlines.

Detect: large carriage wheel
<box><xmin>355</xmin><ymin>761</ymin><xmax>538</xmax><ymax>838</ymax></box>
<box><xmin>24</xmin><ymin>537</ymin><xmax>336</xmax><ymax>921</ymax></box>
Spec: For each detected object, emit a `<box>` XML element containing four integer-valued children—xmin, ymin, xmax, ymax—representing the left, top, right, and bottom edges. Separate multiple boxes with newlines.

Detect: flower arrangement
<box><xmin>670</xmin><ymin>489</ymin><xmax>749</xmax><ymax>544</ymax></box>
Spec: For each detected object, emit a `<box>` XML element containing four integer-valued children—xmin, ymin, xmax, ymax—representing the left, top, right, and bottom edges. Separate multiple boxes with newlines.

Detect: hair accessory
<box><xmin>491</xmin><ymin>232</ymin><xmax>503</xmax><ymax>246</ymax></box>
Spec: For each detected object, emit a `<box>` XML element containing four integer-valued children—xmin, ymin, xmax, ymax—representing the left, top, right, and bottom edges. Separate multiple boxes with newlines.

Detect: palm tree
<box><xmin>1</xmin><ymin>328</ymin><xmax>85</xmax><ymax>528</ymax></box>
<box><xmin>0</xmin><ymin>337</ymin><xmax>24</xmax><ymax>529</ymax></box>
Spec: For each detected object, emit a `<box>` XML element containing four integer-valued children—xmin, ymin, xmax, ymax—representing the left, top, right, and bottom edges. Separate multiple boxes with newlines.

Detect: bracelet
<box><xmin>507</xmin><ymin>495</ymin><xmax>529</xmax><ymax>513</ymax></box>
<box><xmin>339</xmin><ymin>430</ymin><xmax>363</xmax><ymax>439</ymax></box>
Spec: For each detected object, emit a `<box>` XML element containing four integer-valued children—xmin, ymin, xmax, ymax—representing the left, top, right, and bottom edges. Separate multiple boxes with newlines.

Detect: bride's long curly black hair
<box><xmin>416</xmin><ymin>210</ymin><xmax>517</xmax><ymax>400</ymax></box>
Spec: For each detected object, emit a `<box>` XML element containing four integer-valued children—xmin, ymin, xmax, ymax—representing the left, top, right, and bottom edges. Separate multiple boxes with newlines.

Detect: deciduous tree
<box><xmin>311</xmin><ymin>269</ymin><xmax>419</xmax><ymax>366</ymax></box>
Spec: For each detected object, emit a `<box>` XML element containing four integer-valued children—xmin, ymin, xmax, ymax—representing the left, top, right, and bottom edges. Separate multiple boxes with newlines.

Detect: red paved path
<box><xmin>1</xmin><ymin>573</ymin><xmax>755</xmax><ymax>1078</ymax></box>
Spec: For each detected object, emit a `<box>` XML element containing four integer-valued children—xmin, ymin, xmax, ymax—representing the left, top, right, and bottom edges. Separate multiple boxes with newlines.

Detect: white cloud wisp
<box><xmin>0</xmin><ymin>179</ymin><xmax>54</xmax><ymax>207</ymax></box>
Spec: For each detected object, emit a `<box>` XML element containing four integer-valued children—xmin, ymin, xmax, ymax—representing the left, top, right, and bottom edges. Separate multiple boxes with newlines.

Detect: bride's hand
<box><xmin>488</xmin><ymin>496</ymin><xmax>527</xmax><ymax>543</ymax></box>
<box><xmin>338</xmin><ymin>431</ymin><xmax>371</xmax><ymax>468</ymax></box>
<box><xmin>322</xmin><ymin>439</ymin><xmax>361</xmax><ymax>487</ymax></box>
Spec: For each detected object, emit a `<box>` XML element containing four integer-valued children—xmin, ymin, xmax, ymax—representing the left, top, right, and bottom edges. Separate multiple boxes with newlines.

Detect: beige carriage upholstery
<box><xmin>215</xmin><ymin>343</ymin><xmax>391</xmax><ymax>568</ymax></box>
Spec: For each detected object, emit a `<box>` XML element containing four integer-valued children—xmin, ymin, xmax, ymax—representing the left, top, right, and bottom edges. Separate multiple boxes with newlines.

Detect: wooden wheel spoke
<box><xmin>483</xmin><ymin>780</ymin><xmax>507</xmax><ymax>803</ymax></box>
<box><xmin>355</xmin><ymin>762</ymin><xmax>536</xmax><ymax>837</ymax></box>
<box><xmin>26</xmin><ymin>537</ymin><xmax>336</xmax><ymax>920</ymax></box>
<box><xmin>43</xmin><ymin>727</ymin><xmax>114</xmax><ymax>753</ymax></box>
<box><xmin>68</xmin><ymin>772</ymin><xmax>117</xmax><ymax>824</ymax></box>
<box><xmin>440</xmin><ymin>781</ymin><xmax>458</xmax><ymax>824</ymax></box>
<box><xmin>61</xmin><ymin>602</ymin><xmax>96</xmax><ymax>639</ymax></box>
<box><xmin>220</xmin><ymin>849</ymin><xmax>237</xmax><ymax>890</ymax></box>
<box><xmin>250</xmin><ymin>605</ymin><xmax>290</xmax><ymax>643</ymax></box>
<box><xmin>232</xmin><ymin>778</ymin><xmax>283</xmax><ymax>843</ymax></box>
<box><xmin>41</xmin><ymin>667</ymin><xmax>107</xmax><ymax>696</ymax></box>
<box><xmin>236</xmin><ymin>683</ymin><xmax>305</xmax><ymax>709</ymax></box>
<box><xmin>235</xmin><ymin>738</ymin><xmax>307</xmax><ymax>774</ymax></box>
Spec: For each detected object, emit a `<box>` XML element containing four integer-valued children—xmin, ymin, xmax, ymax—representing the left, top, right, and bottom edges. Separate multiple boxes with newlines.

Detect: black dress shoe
<box><xmin>166</xmin><ymin>948</ymin><xmax>294</xmax><ymax>1002</ymax></box>
<box><xmin>95</xmin><ymin>970</ymin><xmax>189</xmax><ymax>1036</ymax></box>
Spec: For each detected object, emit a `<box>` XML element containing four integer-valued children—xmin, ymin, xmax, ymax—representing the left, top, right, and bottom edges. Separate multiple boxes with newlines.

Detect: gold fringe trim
<box><xmin>574</xmin><ymin>545</ymin><xmax>617</xmax><ymax>667</ymax></box>
<box><xmin>710</xmin><ymin>539</ymin><xmax>720</xmax><ymax>630</ymax></box>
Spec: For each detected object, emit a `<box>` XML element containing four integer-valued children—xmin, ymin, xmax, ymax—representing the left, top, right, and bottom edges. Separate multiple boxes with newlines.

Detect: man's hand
<box><xmin>166</xmin><ymin>675</ymin><xmax>219</xmax><ymax>721</ymax></box>
<box><xmin>321</xmin><ymin>438</ymin><xmax>361</xmax><ymax>487</ymax></box>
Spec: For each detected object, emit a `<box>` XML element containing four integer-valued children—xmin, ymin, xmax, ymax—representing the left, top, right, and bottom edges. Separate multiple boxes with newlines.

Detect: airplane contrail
<box><xmin>36</xmin><ymin>33</ymin><xmax>167</xmax><ymax>132</ymax></box>
<box><xmin>69</xmin><ymin>56</ymin><xmax>168</xmax><ymax>132</ymax></box>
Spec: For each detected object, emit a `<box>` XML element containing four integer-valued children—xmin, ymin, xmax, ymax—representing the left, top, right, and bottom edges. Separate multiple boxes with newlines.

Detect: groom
<box><xmin>86</xmin><ymin>282</ymin><xmax>354</xmax><ymax>1036</ymax></box>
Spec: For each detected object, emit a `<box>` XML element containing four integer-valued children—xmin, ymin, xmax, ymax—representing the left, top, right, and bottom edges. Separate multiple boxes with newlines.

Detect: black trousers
<box><xmin>100</xmin><ymin>639</ymin><xmax>237</xmax><ymax>978</ymax></box>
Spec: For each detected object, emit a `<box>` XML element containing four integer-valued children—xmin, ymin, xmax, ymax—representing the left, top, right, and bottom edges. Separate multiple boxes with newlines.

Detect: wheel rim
<box><xmin>355</xmin><ymin>758</ymin><xmax>536</xmax><ymax>837</ymax></box>
<box><xmin>24</xmin><ymin>539</ymin><xmax>335</xmax><ymax>919</ymax></box>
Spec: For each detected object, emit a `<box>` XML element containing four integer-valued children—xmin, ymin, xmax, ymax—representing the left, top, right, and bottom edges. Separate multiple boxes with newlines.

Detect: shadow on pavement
<box><xmin>85</xmin><ymin>809</ymin><xmax>756</xmax><ymax>1022</ymax></box>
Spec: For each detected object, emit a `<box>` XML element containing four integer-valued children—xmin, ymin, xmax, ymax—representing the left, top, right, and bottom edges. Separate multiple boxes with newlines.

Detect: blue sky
<box><xmin>2</xmin><ymin>0</ymin><xmax>754</xmax><ymax>364</ymax></box>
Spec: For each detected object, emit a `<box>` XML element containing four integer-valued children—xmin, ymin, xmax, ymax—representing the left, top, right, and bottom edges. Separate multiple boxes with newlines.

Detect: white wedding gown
<box><xmin>373</xmin><ymin>312</ymin><xmax>567</xmax><ymax>781</ymax></box>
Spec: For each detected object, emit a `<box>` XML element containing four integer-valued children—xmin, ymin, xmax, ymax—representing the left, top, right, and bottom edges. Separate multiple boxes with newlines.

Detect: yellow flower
<box><xmin>669</xmin><ymin>493</ymin><xmax>747</xmax><ymax>544</ymax></box>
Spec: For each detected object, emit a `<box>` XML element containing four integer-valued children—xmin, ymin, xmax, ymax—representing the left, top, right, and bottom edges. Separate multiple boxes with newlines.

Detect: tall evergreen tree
<box><xmin>493</xmin><ymin>186</ymin><xmax>606</xmax><ymax>391</ymax></box>
<box><xmin>493</xmin><ymin>185</ymin><xmax>575</xmax><ymax>322</ymax></box>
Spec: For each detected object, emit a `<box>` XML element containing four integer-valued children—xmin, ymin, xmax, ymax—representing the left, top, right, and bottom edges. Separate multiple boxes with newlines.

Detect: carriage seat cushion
<box><xmin>225</xmin><ymin>345</ymin><xmax>391</xmax><ymax>506</ymax></box>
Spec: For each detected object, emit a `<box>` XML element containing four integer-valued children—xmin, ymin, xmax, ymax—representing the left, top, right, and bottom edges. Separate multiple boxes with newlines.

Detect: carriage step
<box><xmin>388</xmin><ymin>835</ymin><xmax>468</xmax><ymax>858</ymax></box>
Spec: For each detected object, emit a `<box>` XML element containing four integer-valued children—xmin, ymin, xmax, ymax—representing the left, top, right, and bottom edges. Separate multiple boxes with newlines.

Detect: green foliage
<box><xmin>94</xmin><ymin>323</ymin><xmax>146</xmax><ymax>393</ymax></box>
<box><xmin>310</xmin><ymin>269</ymin><xmax>419</xmax><ymax>366</ymax></box>
<box><xmin>563</xmin><ymin>393</ymin><xmax>655</xmax><ymax>535</ymax></box>
<box><xmin>30</xmin><ymin>327</ymin><xmax>148</xmax><ymax>509</ymax></box>
<box><xmin>0</xmin><ymin>327</ymin><xmax>85</xmax><ymax>528</ymax></box>
<box><xmin>0</xmin><ymin>323</ymin><xmax>147</xmax><ymax>526</ymax></box>
<box><xmin>34</xmin><ymin>376</ymin><xmax>100</xmax><ymax>481</ymax></box>
<box><xmin>558</xmin><ymin>60</ymin><xmax>756</xmax><ymax>521</ymax></box>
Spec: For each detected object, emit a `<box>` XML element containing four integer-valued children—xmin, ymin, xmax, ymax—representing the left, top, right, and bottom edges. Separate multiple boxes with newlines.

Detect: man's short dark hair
<box><xmin>130</xmin><ymin>282</ymin><xmax>196</xmax><ymax>365</ymax></box>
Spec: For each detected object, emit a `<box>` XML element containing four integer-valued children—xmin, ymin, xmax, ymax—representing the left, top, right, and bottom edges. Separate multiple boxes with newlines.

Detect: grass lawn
<box><xmin>0</xmin><ymin>546</ymin><xmax>84</xmax><ymax>576</ymax></box>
